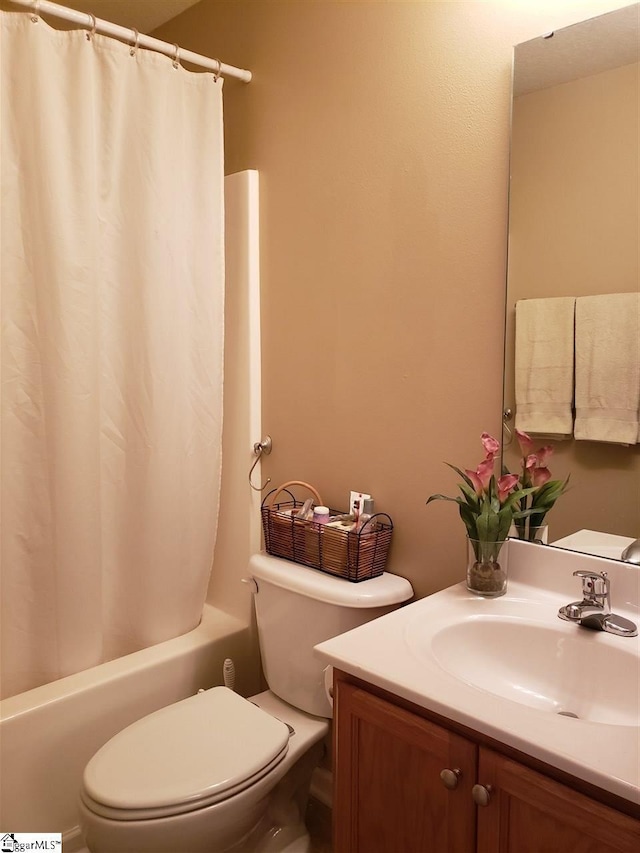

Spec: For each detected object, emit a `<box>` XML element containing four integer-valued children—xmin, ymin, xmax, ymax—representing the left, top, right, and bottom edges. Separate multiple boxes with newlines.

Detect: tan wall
<box><xmin>155</xmin><ymin>0</ymin><xmax>636</xmax><ymax>598</ymax></box>
<box><xmin>510</xmin><ymin>63</ymin><xmax>638</xmax><ymax>300</ymax></box>
<box><xmin>504</xmin><ymin>62</ymin><xmax>640</xmax><ymax>542</ymax></box>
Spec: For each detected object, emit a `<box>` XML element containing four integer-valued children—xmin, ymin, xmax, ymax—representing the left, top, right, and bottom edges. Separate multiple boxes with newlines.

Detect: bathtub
<box><xmin>0</xmin><ymin>604</ymin><xmax>258</xmax><ymax>849</ymax></box>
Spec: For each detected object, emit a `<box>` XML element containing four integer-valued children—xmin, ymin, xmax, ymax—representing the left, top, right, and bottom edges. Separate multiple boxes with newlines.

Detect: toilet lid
<box><xmin>83</xmin><ymin>687</ymin><xmax>290</xmax><ymax>816</ymax></box>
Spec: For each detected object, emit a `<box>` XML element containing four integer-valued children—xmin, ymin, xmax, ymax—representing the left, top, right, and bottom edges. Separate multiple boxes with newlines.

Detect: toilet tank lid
<box><xmin>249</xmin><ymin>553</ymin><xmax>413</xmax><ymax>607</ymax></box>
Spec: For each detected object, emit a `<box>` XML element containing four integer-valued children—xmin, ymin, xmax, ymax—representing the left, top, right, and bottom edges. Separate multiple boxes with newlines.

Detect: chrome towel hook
<box><xmin>249</xmin><ymin>436</ymin><xmax>272</xmax><ymax>491</ymax></box>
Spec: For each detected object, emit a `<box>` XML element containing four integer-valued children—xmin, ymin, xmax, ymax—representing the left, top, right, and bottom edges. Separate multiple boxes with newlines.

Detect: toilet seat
<box><xmin>81</xmin><ymin>687</ymin><xmax>290</xmax><ymax>821</ymax></box>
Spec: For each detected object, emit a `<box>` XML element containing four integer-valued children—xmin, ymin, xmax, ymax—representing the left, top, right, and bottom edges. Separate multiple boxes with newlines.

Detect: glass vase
<box><xmin>510</xmin><ymin>521</ymin><xmax>549</xmax><ymax>544</ymax></box>
<box><xmin>466</xmin><ymin>538</ymin><xmax>508</xmax><ymax>597</ymax></box>
<box><xmin>528</xmin><ymin>524</ymin><xmax>548</xmax><ymax>545</ymax></box>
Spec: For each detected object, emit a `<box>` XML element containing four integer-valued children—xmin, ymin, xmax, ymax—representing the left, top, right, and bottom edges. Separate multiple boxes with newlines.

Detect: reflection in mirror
<box><xmin>503</xmin><ymin>4</ymin><xmax>639</xmax><ymax>561</ymax></box>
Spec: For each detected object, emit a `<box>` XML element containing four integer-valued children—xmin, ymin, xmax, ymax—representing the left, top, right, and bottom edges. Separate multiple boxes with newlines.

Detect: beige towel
<box><xmin>574</xmin><ymin>293</ymin><xmax>640</xmax><ymax>444</ymax></box>
<box><xmin>515</xmin><ymin>297</ymin><xmax>576</xmax><ymax>437</ymax></box>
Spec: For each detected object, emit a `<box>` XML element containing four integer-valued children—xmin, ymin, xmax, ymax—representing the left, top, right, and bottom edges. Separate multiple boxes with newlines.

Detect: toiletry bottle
<box><xmin>356</xmin><ymin>498</ymin><xmax>375</xmax><ymax>532</ymax></box>
<box><xmin>296</xmin><ymin>498</ymin><xmax>314</xmax><ymax>521</ymax></box>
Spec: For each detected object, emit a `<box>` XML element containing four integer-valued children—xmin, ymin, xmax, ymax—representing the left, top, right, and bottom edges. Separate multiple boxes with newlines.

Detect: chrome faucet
<box><xmin>558</xmin><ymin>570</ymin><xmax>637</xmax><ymax>637</ymax></box>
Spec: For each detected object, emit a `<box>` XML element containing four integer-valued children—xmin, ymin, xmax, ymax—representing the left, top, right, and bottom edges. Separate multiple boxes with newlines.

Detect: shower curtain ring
<box><xmin>129</xmin><ymin>28</ymin><xmax>140</xmax><ymax>56</ymax></box>
<box><xmin>172</xmin><ymin>43</ymin><xmax>180</xmax><ymax>69</ymax></box>
<box><xmin>213</xmin><ymin>59</ymin><xmax>222</xmax><ymax>82</ymax></box>
<box><xmin>85</xmin><ymin>14</ymin><xmax>97</xmax><ymax>40</ymax></box>
<box><xmin>30</xmin><ymin>0</ymin><xmax>40</xmax><ymax>22</ymax></box>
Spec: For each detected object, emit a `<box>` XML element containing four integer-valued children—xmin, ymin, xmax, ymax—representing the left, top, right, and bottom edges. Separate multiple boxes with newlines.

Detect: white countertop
<box><xmin>315</xmin><ymin>539</ymin><xmax>640</xmax><ymax>805</ymax></box>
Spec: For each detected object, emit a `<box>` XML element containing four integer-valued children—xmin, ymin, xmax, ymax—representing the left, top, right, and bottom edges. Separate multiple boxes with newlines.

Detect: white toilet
<box><xmin>79</xmin><ymin>553</ymin><xmax>412</xmax><ymax>852</ymax></box>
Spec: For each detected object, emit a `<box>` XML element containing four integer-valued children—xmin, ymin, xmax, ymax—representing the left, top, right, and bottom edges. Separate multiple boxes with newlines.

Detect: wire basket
<box><xmin>261</xmin><ymin>481</ymin><xmax>393</xmax><ymax>582</ymax></box>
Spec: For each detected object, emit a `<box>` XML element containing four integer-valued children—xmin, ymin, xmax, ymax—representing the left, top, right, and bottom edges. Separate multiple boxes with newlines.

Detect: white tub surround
<box><xmin>315</xmin><ymin>540</ymin><xmax>639</xmax><ymax>806</ymax></box>
<box><xmin>208</xmin><ymin>170</ymin><xmax>263</xmax><ymax>625</ymax></box>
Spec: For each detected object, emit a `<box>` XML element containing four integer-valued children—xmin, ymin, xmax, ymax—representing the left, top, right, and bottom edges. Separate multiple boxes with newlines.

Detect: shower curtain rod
<box><xmin>9</xmin><ymin>0</ymin><xmax>252</xmax><ymax>82</ymax></box>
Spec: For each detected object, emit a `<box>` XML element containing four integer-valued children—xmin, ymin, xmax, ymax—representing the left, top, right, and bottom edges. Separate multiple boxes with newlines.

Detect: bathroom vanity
<box><xmin>315</xmin><ymin>540</ymin><xmax>640</xmax><ymax>853</ymax></box>
<box><xmin>332</xmin><ymin>671</ymin><xmax>639</xmax><ymax>852</ymax></box>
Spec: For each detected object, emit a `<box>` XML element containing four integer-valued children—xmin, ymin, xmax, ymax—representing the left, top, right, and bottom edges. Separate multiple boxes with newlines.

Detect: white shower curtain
<box><xmin>0</xmin><ymin>12</ymin><xmax>225</xmax><ymax>698</ymax></box>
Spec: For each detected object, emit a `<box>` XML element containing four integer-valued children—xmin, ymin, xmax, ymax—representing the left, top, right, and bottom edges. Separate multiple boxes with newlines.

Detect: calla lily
<box><xmin>535</xmin><ymin>445</ymin><xmax>554</xmax><ymax>467</ymax></box>
<box><xmin>531</xmin><ymin>466</ymin><xmax>551</xmax><ymax>487</ymax></box>
<box><xmin>497</xmin><ymin>474</ymin><xmax>519</xmax><ymax>503</ymax></box>
<box><xmin>481</xmin><ymin>432</ymin><xmax>500</xmax><ymax>459</ymax></box>
<box><xmin>516</xmin><ymin>429</ymin><xmax>534</xmax><ymax>456</ymax></box>
<box><xmin>464</xmin><ymin>469</ymin><xmax>484</xmax><ymax>495</ymax></box>
<box><xmin>510</xmin><ymin>433</ymin><xmax>569</xmax><ymax>541</ymax></box>
<box><xmin>476</xmin><ymin>456</ymin><xmax>495</xmax><ymax>489</ymax></box>
<box><xmin>524</xmin><ymin>454</ymin><xmax>538</xmax><ymax>472</ymax></box>
<box><xmin>465</xmin><ymin>456</ymin><xmax>495</xmax><ymax>495</ymax></box>
<box><xmin>524</xmin><ymin>446</ymin><xmax>554</xmax><ymax>488</ymax></box>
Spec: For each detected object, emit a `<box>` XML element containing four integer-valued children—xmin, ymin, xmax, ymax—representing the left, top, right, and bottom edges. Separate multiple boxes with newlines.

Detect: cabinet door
<box><xmin>334</xmin><ymin>680</ymin><xmax>477</xmax><ymax>853</ymax></box>
<box><xmin>476</xmin><ymin>748</ymin><xmax>640</xmax><ymax>853</ymax></box>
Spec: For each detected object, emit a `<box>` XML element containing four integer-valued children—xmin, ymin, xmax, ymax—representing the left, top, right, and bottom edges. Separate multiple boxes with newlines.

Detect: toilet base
<box><xmin>228</xmin><ymin>814</ymin><xmax>310</xmax><ymax>853</ymax></box>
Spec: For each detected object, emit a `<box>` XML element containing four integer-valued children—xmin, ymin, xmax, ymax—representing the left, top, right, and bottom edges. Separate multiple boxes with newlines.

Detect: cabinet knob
<box><xmin>472</xmin><ymin>784</ymin><xmax>492</xmax><ymax>806</ymax></box>
<box><xmin>439</xmin><ymin>768</ymin><xmax>462</xmax><ymax>790</ymax></box>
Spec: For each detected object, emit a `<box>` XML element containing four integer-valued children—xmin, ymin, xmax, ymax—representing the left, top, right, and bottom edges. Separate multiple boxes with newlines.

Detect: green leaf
<box><xmin>496</xmin><ymin>506</ymin><xmax>513</xmax><ymax>540</ymax></box>
<box><xmin>426</xmin><ymin>493</ymin><xmax>456</xmax><ymax>504</ymax></box>
<box><xmin>458</xmin><ymin>504</ymin><xmax>478</xmax><ymax>539</ymax></box>
<box><xmin>512</xmin><ymin>507</ymin><xmax>542</xmax><ymax>520</ymax></box>
<box><xmin>458</xmin><ymin>482</ymin><xmax>481</xmax><ymax>508</ymax></box>
<box><xmin>531</xmin><ymin>475</ymin><xmax>570</xmax><ymax>510</ymax></box>
<box><xmin>476</xmin><ymin>502</ymin><xmax>499</xmax><ymax>543</ymax></box>
<box><xmin>508</xmin><ymin>486</ymin><xmax>538</xmax><ymax>502</ymax></box>
<box><xmin>445</xmin><ymin>463</ymin><xmax>475</xmax><ymax>490</ymax></box>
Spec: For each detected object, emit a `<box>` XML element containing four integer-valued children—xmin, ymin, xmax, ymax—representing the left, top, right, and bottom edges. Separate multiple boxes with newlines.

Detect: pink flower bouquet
<box><xmin>509</xmin><ymin>430</ymin><xmax>570</xmax><ymax>542</ymax></box>
<box><xmin>426</xmin><ymin>432</ymin><xmax>535</xmax><ymax>560</ymax></box>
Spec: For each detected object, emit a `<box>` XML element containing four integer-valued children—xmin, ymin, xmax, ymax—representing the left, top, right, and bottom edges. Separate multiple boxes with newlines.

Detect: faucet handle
<box><xmin>573</xmin><ymin>570</ymin><xmax>609</xmax><ymax>600</ymax></box>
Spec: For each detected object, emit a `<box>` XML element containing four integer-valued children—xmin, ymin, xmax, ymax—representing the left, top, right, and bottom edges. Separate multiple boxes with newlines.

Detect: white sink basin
<box><xmin>426</xmin><ymin>616</ymin><xmax>638</xmax><ymax>726</ymax></box>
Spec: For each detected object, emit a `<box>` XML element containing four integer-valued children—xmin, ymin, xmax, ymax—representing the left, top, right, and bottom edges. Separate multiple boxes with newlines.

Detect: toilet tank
<box><xmin>248</xmin><ymin>553</ymin><xmax>413</xmax><ymax>718</ymax></box>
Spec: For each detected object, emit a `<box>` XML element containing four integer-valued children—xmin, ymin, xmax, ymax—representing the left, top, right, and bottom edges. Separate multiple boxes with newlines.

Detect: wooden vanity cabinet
<box><xmin>333</xmin><ymin>672</ymin><xmax>640</xmax><ymax>853</ymax></box>
<box><xmin>476</xmin><ymin>750</ymin><xmax>639</xmax><ymax>853</ymax></box>
<box><xmin>333</xmin><ymin>677</ymin><xmax>477</xmax><ymax>852</ymax></box>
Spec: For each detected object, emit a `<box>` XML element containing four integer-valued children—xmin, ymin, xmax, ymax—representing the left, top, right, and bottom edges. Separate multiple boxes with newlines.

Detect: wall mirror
<box><xmin>503</xmin><ymin>3</ymin><xmax>639</xmax><ymax>560</ymax></box>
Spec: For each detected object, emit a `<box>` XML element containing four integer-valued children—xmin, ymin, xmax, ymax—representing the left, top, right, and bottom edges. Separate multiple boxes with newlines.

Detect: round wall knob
<box><xmin>472</xmin><ymin>784</ymin><xmax>492</xmax><ymax>806</ymax></box>
<box><xmin>439</xmin><ymin>768</ymin><xmax>461</xmax><ymax>790</ymax></box>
